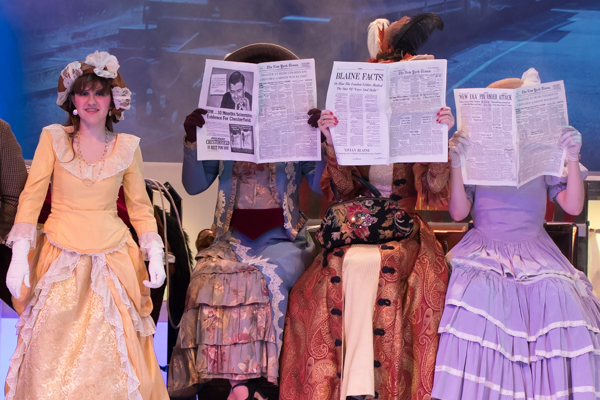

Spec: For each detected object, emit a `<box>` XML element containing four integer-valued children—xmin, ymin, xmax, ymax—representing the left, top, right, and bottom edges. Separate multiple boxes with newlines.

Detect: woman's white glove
<box><xmin>143</xmin><ymin>246</ymin><xmax>166</xmax><ymax>289</ymax></box>
<box><xmin>449</xmin><ymin>130</ymin><xmax>471</xmax><ymax>168</ymax></box>
<box><xmin>6</xmin><ymin>239</ymin><xmax>31</xmax><ymax>299</ymax></box>
<box><xmin>559</xmin><ymin>126</ymin><xmax>582</xmax><ymax>162</ymax></box>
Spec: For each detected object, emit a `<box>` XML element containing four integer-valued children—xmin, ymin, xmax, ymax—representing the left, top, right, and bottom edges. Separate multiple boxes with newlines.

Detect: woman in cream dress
<box><xmin>4</xmin><ymin>51</ymin><xmax>169</xmax><ymax>400</ymax></box>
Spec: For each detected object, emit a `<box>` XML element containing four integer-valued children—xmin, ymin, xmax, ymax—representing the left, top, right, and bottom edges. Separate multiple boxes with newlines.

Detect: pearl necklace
<box><xmin>75</xmin><ymin>130</ymin><xmax>110</xmax><ymax>186</ymax></box>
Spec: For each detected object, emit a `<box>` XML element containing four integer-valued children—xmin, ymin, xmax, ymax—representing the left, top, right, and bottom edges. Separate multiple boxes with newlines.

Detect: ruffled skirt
<box><xmin>432</xmin><ymin>228</ymin><xmax>600</xmax><ymax>400</ymax></box>
<box><xmin>168</xmin><ymin>227</ymin><xmax>315</xmax><ymax>397</ymax></box>
<box><xmin>5</xmin><ymin>235</ymin><xmax>167</xmax><ymax>400</ymax></box>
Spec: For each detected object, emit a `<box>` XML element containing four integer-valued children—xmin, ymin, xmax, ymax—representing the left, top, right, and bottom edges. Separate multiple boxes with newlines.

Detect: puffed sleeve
<box><xmin>545</xmin><ymin>162</ymin><xmax>588</xmax><ymax>203</ymax></box>
<box><xmin>181</xmin><ymin>140</ymin><xmax>220</xmax><ymax>195</ymax></box>
<box><xmin>464</xmin><ymin>185</ymin><xmax>476</xmax><ymax>205</ymax></box>
<box><xmin>320</xmin><ymin>143</ymin><xmax>363</xmax><ymax>202</ymax></box>
<box><xmin>7</xmin><ymin>129</ymin><xmax>56</xmax><ymax>249</ymax></box>
<box><xmin>300</xmin><ymin>148</ymin><xmax>326</xmax><ymax>196</ymax></box>
<box><xmin>122</xmin><ymin>146</ymin><xmax>163</xmax><ymax>252</ymax></box>
<box><xmin>412</xmin><ymin>162</ymin><xmax>450</xmax><ymax>210</ymax></box>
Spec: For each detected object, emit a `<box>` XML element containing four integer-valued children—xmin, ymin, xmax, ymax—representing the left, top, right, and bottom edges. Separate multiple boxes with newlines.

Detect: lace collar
<box><xmin>45</xmin><ymin>124</ymin><xmax>140</xmax><ymax>182</ymax></box>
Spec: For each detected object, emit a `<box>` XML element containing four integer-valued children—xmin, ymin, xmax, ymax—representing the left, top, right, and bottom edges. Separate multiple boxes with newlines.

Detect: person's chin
<box><xmin>80</xmin><ymin>113</ymin><xmax>108</xmax><ymax>125</ymax></box>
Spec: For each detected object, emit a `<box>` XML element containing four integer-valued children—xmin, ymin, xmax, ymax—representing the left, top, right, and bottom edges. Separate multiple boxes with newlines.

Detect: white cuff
<box><xmin>6</xmin><ymin>223</ymin><xmax>37</xmax><ymax>250</ymax></box>
<box><xmin>138</xmin><ymin>231</ymin><xmax>164</xmax><ymax>259</ymax></box>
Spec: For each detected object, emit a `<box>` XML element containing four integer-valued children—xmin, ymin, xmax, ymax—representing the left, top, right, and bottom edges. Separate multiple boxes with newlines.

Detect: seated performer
<box><xmin>432</xmin><ymin>68</ymin><xmax>600</xmax><ymax>399</ymax></box>
<box><xmin>280</xmin><ymin>14</ymin><xmax>451</xmax><ymax>400</ymax></box>
<box><xmin>167</xmin><ymin>43</ymin><xmax>325</xmax><ymax>400</ymax></box>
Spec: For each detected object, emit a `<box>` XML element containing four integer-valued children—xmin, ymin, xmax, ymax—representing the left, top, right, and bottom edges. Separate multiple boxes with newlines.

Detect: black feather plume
<box><xmin>384</xmin><ymin>13</ymin><xmax>444</xmax><ymax>61</ymax></box>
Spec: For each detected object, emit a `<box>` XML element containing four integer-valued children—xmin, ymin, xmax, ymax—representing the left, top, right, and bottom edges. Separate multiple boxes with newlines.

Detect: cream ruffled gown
<box><xmin>5</xmin><ymin>124</ymin><xmax>168</xmax><ymax>400</ymax></box>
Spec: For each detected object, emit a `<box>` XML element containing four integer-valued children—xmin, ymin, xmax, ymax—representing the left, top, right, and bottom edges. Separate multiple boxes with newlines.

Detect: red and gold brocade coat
<box><xmin>279</xmin><ymin>144</ymin><xmax>450</xmax><ymax>400</ymax></box>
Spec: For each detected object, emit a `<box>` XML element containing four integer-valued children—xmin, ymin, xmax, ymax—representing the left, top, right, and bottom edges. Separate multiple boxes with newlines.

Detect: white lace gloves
<box><xmin>6</xmin><ymin>239</ymin><xmax>31</xmax><ymax>299</ymax></box>
<box><xmin>560</xmin><ymin>126</ymin><xmax>582</xmax><ymax>162</ymax></box>
<box><xmin>449</xmin><ymin>130</ymin><xmax>471</xmax><ymax>168</ymax></box>
<box><xmin>143</xmin><ymin>246</ymin><xmax>167</xmax><ymax>289</ymax></box>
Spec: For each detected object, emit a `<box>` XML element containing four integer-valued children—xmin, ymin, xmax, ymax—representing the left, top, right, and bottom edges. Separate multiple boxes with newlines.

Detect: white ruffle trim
<box><xmin>5</xmin><ymin>223</ymin><xmax>37</xmax><ymax>250</ymax></box>
<box><xmin>139</xmin><ymin>232</ymin><xmax>164</xmax><ymax>259</ymax></box>
<box><xmin>439</xmin><ymin>325</ymin><xmax>600</xmax><ymax>363</ymax></box>
<box><xmin>112</xmin><ymin>86</ymin><xmax>132</xmax><ymax>112</ymax></box>
<box><xmin>435</xmin><ymin>365</ymin><xmax>600</xmax><ymax>400</ymax></box>
<box><xmin>446</xmin><ymin>299</ymin><xmax>600</xmax><ymax>340</ymax></box>
<box><xmin>45</xmin><ymin>124</ymin><xmax>140</xmax><ymax>182</ymax></box>
<box><xmin>56</xmin><ymin>61</ymin><xmax>83</xmax><ymax>106</ymax></box>
<box><xmin>233</xmin><ymin>241</ymin><xmax>284</xmax><ymax>351</ymax></box>
<box><xmin>436</xmin><ymin>365</ymin><xmax>526</xmax><ymax>398</ymax></box>
<box><xmin>5</xmin><ymin>245</ymin><xmax>155</xmax><ymax>400</ymax></box>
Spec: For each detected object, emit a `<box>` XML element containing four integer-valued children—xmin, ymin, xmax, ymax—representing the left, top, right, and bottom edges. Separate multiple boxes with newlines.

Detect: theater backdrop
<box><xmin>1</xmin><ymin>0</ymin><xmax>599</xmax><ymax>169</ymax></box>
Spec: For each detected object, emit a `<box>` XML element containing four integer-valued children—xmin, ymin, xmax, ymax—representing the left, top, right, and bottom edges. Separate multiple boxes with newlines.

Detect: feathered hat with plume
<box><xmin>367</xmin><ymin>13</ymin><xmax>444</xmax><ymax>63</ymax></box>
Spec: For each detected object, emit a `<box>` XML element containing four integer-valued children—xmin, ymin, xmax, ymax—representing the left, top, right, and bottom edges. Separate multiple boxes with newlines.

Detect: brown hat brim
<box><xmin>224</xmin><ymin>43</ymin><xmax>299</xmax><ymax>64</ymax></box>
<box><xmin>487</xmin><ymin>78</ymin><xmax>524</xmax><ymax>89</ymax></box>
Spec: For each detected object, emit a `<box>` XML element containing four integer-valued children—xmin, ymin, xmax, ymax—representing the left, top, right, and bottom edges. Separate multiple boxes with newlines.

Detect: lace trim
<box><xmin>45</xmin><ymin>124</ymin><xmax>140</xmax><ymax>182</ymax></box>
<box><xmin>85</xmin><ymin>51</ymin><xmax>120</xmax><ymax>79</ymax></box>
<box><xmin>435</xmin><ymin>365</ymin><xmax>600</xmax><ymax>399</ymax></box>
<box><xmin>368</xmin><ymin>164</ymin><xmax>394</xmax><ymax>197</ymax></box>
<box><xmin>445</xmin><ymin>299</ymin><xmax>600</xmax><ymax>340</ymax></box>
<box><xmin>5</xmin><ymin>223</ymin><xmax>38</xmax><ymax>249</ymax></box>
<box><xmin>42</xmin><ymin>234</ymin><xmax>155</xmax><ymax>336</ymax></box>
<box><xmin>282</xmin><ymin>162</ymin><xmax>297</xmax><ymax>231</ymax></box>
<box><xmin>56</xmin><ymin>61</ymin><xmax>83</xmax><ymax>106</ymax></box>
<box><xmin>89</xmin><ymin>253</ymin><xmax>153</xmax><ymax>400</ymax></box>
<box><xmin>439</xmin><ymin>325</ymin><xmax>600</xmax><ymax>363</ymax></box>
<box><xmin>232</xmin><ymin>241</ymin><xmax>284</xmax><ymax>352</ymax></box>
<box><xmin>139</xmin><ymin>232</ymin><xmax>164</xmax><ymax>258</ymax></box>
<box><xmin>112</xmin><ymin>86</ymin><xmax>132</xmax><ymax>112</ymax></box>
<box><xmin>183</xmin><ymin>137</ymin><xmax>197</xmax><ymax>150</ymax></box>
<box><xmin>90</xmin><ymin>252</ymin><xmax>156</xmax><ymax>337</ymax></box>
<box><xmin>214</xmin><ymin>189</ymin><xmax>226</xmax><ymax>229</ymax></box>
<box><xmin>5</xmin><ymin>245</ymin><xmax>155</xmax><ymax>400</ymax></box>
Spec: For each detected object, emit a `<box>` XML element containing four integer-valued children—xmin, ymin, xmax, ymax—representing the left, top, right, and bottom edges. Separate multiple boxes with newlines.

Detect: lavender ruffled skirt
<box><xmin>432</xmin><ymin>228</ymin><xmax>600</xmax><ymax>400</ymax></box>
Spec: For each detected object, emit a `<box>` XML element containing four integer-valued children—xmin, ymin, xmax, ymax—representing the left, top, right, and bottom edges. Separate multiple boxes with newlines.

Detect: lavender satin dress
<box><xmin>432</xmin><ymin>175</ymin><xmax>600</xmax><ymax>400</ymax></box>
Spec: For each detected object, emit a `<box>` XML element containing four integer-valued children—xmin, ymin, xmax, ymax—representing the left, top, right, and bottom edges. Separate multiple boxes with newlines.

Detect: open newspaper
<box><xmin>325</xmin><ymin>59</ymin><xmax>448</xmax><ymax>166</ymax></box>
<box><xmin>196</xmin><ymin>58</ymin><xmax>321</xmax><ymax>162</ymax></box>
<box><xmin>454</xmin><ymin>80</ymin><xmax>567</xmax><ymax>187</ymax></box>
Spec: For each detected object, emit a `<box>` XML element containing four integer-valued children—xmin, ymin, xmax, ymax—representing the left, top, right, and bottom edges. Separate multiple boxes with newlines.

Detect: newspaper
<box><xmin>455</xmin><ymin>80</ymin><xmax>567</xmax><ymax>187</ymax></box>
<box><xmin>196</xmin><ymin>58</ymin><xmax>320</xmax><ymax>163</ymax></box>
<box><xmin>325</xmin><ymin>59</ymin><xmax>448</xmax><ymax>166</ymax></box>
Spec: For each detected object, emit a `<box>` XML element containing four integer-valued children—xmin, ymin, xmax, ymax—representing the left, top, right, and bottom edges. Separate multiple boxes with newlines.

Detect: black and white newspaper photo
<box><xmin>455</xmin><ymin>81</ymin><xmax>567</xmax><ymax>187</ymax></box>
<box><xmin>198</xmin><ymin>59</ymin><xmax>258</xmax><ymax>162</ymax></box>
<box><xmin>196</xmin><ymin>58</ymin><xmax>320</xmax><ymax>163</ymax></box>
<box><xmin>325</xmin><ymin>59</ymin><xmax>448</xmax><ymax>166</ymax></box>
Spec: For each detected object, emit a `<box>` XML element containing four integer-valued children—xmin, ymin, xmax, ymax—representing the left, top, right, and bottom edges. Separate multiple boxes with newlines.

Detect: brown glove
<box><xmin>183</xmin><ymin>108</ymin><xmax>208</xmax><ymax>143</ymax></box>
<box><xmin>307</xmin><ymin>108</ymin><xmax>321</xmax><ymax>128</ymax></box>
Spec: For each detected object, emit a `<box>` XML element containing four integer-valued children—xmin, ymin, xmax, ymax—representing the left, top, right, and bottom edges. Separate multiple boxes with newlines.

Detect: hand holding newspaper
<box><xmin>196</xmin><ymin>58</ymin><xmax>321</xmax><ymax>163</ymax></box>
<box><xmin>454</xmin><ymin>80</ymin><xmax>568</xmax><ymax>187</ymax></box>
<box><xmin>325</xmin><ymin>59</ymin><xmax>449</xmax><ymax>165</ymax></box>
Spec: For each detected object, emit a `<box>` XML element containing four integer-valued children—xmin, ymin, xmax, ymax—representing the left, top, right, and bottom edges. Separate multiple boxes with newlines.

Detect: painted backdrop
<box><xmin>1</xmin><ymin>0</ymin><xmax>598</xmax><ymax>169</ymax></box>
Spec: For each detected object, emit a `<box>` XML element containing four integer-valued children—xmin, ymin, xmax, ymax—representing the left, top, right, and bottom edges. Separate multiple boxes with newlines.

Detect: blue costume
<box><xmin>168</xmin><ymin>144</ymin><xmax>325</xmax><ymax>396</ymax></box>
